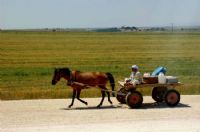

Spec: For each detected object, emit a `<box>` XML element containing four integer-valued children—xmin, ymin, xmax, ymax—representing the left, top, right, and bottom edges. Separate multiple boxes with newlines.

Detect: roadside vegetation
<box><xmin>1</xmin><ymin>31</ymin><xmax>200</xmax><ymax>100</ymax></box>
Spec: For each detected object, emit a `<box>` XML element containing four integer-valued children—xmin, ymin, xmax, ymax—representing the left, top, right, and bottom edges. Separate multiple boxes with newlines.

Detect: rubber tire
<box><xmin>116</xmin><ymin>88</ymin><xmax>128</xmax><ymax>104</ymax></box>
<box><xmin>152</xmin><ymin>87</ymin><xmax>167</xmax><ymax>102</ymax></box>
<box><xmin>126</xmin><ymin>91</ymin><xmax>143</xmax><ymax>108</ymax></box>
<box><xmin>164</xmin><ymin>89</ymin><xmax>180</xmax><ymax>107</ymax></box>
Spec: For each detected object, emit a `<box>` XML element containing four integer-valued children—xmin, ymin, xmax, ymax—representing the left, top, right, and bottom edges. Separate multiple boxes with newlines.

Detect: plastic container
<box><xmin>166</xmin><ymin>76</ymin><xmax>178</xmax><ymax>84</ymax></box>
<box><xmin>158</xmin><ymin>72</ymin><xmax>166</xmax><ymax>84</ymax></box>
<box><xmin>152</xmin><ymin>66</ymin><xmax>167</xmax><ymax>76</ymax></box>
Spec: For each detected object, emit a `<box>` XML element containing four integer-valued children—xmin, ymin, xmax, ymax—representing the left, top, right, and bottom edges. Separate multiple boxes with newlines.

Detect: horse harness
<box><xmin>67</xmin><ymin>69</ymin><xmax>115</xmax><ymax>92</ymax></box>
<box><xmin>69</xmin><ymin>70</ymin><xmax>77</xmax><ymax>85</ymax></box>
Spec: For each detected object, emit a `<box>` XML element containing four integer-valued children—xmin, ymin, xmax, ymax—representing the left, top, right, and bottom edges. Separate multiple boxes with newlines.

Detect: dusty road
<box><xmin>1</xmin><ymin>95</ymin><xmax>200</xmax><ymax>132</ymax></box>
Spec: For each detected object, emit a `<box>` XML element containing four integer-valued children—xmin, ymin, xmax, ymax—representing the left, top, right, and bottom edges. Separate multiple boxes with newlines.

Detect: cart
<box><xmin>116</xmin><ymin>81</ymin><xmax>182</xmax><ymax>108</ymax></box>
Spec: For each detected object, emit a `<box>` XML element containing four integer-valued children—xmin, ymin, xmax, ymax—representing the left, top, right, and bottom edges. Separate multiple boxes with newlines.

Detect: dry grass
<box><xmin>0</xmin><ymin>31</ymin><xmax>200</xmax><ymax>100</ymax></box>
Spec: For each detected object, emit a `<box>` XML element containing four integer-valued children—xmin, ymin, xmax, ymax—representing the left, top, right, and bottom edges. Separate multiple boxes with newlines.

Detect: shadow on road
<box><xmin>61</xmin><ymin>102</ymin><xmax>190</xmax><ymax>110</ymax></box>
<box><xmin>61</xmin><ymin>105</ymin><xmax>124</xmax><ymax>110</ymax></box>
<box><xmin>139</xmin><ymin>102</ymin><xmax>191</xmax><ymax>109</ymax></box>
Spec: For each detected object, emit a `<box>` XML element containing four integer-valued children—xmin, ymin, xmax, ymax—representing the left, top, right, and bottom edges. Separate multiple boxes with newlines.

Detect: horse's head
<box><xmin>52</xmin><ymin>68</ymin><xmax>61</xmax><ymax>85</ymax></box>
<box><xmin>52</xmin><ymin>68</ymin><xmax>71</xmax><ymax>85</ymax></box>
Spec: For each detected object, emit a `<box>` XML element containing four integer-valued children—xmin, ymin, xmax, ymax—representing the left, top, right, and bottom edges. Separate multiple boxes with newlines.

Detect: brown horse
<box><xmin>51</xmin><ymin>67</ymin><xmax>115</xmax><ymax>108</ymax></box>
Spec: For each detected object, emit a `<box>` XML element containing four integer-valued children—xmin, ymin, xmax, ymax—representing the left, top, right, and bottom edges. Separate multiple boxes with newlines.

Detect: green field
<box><xmin>0</xmin><ymin>31</ymin><xmax>200</xmax><ymax>100</ymax></box>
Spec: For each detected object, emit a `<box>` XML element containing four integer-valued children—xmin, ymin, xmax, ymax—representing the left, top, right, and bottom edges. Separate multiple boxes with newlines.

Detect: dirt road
<box><xmin>1</xmin><ymin>95</ymin><xmax>200</xmax><ymax>132</ymax></box>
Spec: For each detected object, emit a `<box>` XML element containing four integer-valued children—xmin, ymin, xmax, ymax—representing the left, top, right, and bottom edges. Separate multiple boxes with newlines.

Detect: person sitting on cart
<box><xmin>124</xmin><ymin>65</ymin><xmax>142</xmax><ymax>90</ymax></box>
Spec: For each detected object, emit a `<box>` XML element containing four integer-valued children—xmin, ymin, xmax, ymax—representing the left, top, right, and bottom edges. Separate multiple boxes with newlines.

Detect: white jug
<box><xmin>158</xmin><ymin>72</ymin><xmax>166</xmax><ymax>84</ymax></box>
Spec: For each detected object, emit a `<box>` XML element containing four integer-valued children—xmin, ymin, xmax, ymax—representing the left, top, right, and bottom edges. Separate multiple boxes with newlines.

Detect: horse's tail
<box><xmin>106</xmin><ymin>72</ymin><xmax>115</xmax><ymax>97</ymax></box>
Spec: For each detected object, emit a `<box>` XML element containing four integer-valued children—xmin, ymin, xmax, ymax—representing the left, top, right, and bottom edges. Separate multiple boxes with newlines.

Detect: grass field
<box><xmin>0</xmin><ymin>31</ymin><xmax>200</xmax><ymax>100</ymax></box>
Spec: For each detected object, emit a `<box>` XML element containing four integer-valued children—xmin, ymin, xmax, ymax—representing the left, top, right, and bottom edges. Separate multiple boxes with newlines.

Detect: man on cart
<box><xmin>119</xmin><ymin>65</ymin><xmax>142</xmax><ymax>90</ymax></box>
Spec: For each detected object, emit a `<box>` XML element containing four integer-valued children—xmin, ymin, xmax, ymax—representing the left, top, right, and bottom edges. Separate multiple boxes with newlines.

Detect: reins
<box><xmin>60</xmin><ymin>68</ymin><xmax>119</xmax><ymax>94</ymax></box>
<box><xmin>70</xmin><ymin>81</ymin><xmax>126</xmax><ymax>95</ymax></box>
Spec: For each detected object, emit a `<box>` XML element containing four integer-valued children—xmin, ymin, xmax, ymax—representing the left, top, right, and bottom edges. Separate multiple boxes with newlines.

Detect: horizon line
<box><xmin>1</xmin><ymin>24</ymin><xmax>200</xmax><ymax>30</ymax></box>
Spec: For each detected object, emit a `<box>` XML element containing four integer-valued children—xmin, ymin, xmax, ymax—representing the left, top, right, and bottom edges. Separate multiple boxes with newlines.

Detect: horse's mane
<box><xmin>60</xmin><ymin>68</ymin><xmax>71</xmax><ymax>76</ymax></box>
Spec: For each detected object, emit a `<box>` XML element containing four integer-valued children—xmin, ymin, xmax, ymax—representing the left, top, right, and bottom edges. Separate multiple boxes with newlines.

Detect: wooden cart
<box><xmin>116</xmin><ymin>82</ymin><xmax>182</xmax><ymax>108</ymax></box>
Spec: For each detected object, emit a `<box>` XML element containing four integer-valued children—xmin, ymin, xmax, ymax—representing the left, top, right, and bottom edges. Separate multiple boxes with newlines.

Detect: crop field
<box><xmin>0</xmin><ymin>31</ymin><xmax>200</xmax><ymax>100</ymax></box>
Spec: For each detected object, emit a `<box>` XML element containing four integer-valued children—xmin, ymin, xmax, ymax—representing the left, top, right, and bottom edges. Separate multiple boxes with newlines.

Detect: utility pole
<box><xmin>171</xmin><ymin>23</ymin><xmax>174</xmax><ymax>32</ymax></box>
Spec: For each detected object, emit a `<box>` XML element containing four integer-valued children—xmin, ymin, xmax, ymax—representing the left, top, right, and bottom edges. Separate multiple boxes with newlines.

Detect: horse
<box><xmin>51</xmin><ymin>67</ymin><xmax>115</xmax><ymax>108</ymax></box>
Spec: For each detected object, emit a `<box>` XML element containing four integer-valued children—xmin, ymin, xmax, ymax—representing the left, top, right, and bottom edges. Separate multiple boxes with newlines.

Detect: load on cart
<box><xmin>117</xmin><ymin>66</ymin><xmax>182</xmax><ymax>108</ymax></box>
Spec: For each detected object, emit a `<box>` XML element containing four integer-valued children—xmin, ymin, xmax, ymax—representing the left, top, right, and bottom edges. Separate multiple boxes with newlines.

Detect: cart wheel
<box><xmin>116</xmin><ymin>88</ymin><xmax>128</xmax><ymax>104</ymax></box>
<box><xmin>152</xmin><ymin>87</ymin><xmax>167</xmax><ymax>102</ymax></box>
<box><xmin>164</xmin><ymin>89</ymin><xmax>180</xmax><ymax>107</ymax></box>
<box><xmin>126</xmin><ymin>91</ymin><xmax>143</xmax><ymax>108</ymax></box>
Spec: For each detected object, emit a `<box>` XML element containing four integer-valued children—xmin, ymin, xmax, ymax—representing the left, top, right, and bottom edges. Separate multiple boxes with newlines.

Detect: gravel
<box><xmin>1</xmin><ymin>95</ymin><xmax>200</xmax><ymax>132</ymax></box>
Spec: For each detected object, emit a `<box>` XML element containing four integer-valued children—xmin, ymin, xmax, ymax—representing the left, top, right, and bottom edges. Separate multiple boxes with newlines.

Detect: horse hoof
<box><xmin>68</xmin><ymin>105</ymin><xmax>72</xmax><ymax>108</ymax></box>
<box><xmin>109</xmin><ymin>101</ymin><xmax>113</xmax><ymax>104</ymax></box>
<box><xmin>85</xmin><ymin>102</ymin><xmax>88</xmax><ymax>105</ymax></box>
<box><xmin>97</xmin><ymin>105</ymin><xmax>101</xmax><ymax>108</ymax></box>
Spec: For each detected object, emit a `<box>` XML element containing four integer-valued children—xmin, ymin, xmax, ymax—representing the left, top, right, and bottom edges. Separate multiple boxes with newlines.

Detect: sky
<box><xmin>0</xmin><ymin>0</ymin><xmax>200</xmax><ymax>29</ymax></box>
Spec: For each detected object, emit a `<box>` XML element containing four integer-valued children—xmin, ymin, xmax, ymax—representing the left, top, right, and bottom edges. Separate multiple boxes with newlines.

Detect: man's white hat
<box><xmin>132</xmin><ymin>65</ymin><xmax>139</xmax><ymax>70</ymax></box>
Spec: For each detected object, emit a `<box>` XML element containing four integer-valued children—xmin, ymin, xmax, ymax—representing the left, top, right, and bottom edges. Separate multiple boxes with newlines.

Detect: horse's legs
<box><xmin>106</xmin><ymin>91</ymin><xmax>113</xmax><ymax>104</ymax></box>
<box><xmin>97</xmin><ymin>90</ymin><xmax>106</xmax><ymax>108</ymax></box>
<box><xmin>77</xmin><ymin>90</ymin><xmax>88</xmax><ymax>105</ymax></box>
<box><xmin>68</xmin><ymin>89</ymin><xmax>76</xmax><ymax>108</ymax></box>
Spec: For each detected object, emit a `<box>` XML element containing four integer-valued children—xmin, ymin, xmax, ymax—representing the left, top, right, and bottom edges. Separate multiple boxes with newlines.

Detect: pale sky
<box><xmin>0</xmin><ymin>0</ymin><xmax>200</xmax><ymax>29</ymax></box>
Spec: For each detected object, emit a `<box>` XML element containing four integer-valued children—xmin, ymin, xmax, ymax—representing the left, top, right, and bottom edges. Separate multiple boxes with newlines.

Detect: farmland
<box><xmin>0</xmin><ymin>31</ymin><xmax>200</xmax><ymax>100</ymax></box>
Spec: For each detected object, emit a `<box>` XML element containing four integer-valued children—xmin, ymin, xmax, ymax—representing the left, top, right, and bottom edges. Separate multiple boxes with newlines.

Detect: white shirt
<box><xmin>130</xmin><ymin>71</ymin><xmax>142</xmax><ymax>84</ymax></box>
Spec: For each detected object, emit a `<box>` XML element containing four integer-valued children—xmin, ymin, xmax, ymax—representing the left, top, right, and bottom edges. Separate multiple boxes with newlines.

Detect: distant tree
<box><xmin>120</xmin><ymin>26</ymin><xmax>138</xmax><ymax>31</ymax></box>
<box><xmin>95</xmin><ymin>28</ymin><xmax>120</xmax><ymax>32</ymax></box>
<box><xmin>160</xmin><ymin>28</ymin><xmax>165</xmax><ymax>31</ymax></box>
<box><xmin>131</xmin><ymin>27</ymin><xmax>138</xmax><ymax>30</ymax></box>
